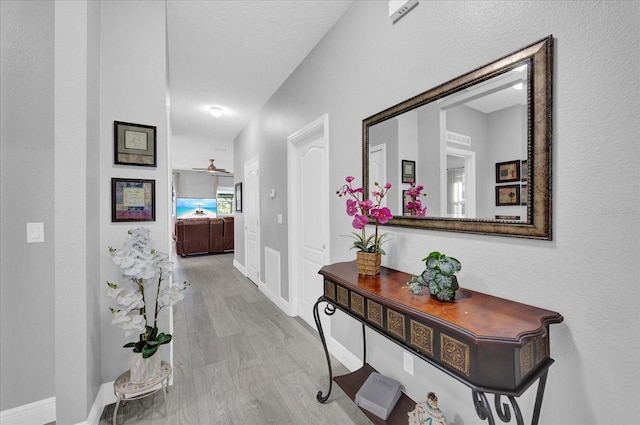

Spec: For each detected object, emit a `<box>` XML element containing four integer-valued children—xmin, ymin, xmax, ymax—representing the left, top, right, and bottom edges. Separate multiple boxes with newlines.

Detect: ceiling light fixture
<box><xmin>209</xmin><ymin>106</ymin><xmax>223</xmax><ymax>118</ymax></box>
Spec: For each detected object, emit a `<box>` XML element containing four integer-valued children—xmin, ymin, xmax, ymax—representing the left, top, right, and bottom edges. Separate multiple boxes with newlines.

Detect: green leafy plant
<box><xmin>106</xmin><ymin>227</ymin><xmax>189</xmax><ymax>358</ymax></box>
<box><xmin>407</xmin><ymin>251</ymin><xmax>461</xmax><ymax>301</ymax></box>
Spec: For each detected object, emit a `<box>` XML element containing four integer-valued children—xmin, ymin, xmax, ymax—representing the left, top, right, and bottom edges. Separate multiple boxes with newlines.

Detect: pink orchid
<box><xmin>405</xmin><ymin>181</ymin><xmax>427</xmax><ymax>217</ymax></box>
<box><xmin>371</xmin><ymin>207</ymin><xmax>392</xmax><ymax>225</ymax></box>
<box><xmin>346</xmin><ymin>199</ymin><xmax>358</xmax><ymax>216</ymax></box>
<box><xmin>358</xmin><ymin>199</ymin><xmax>373</xmax><ymax>212</ymax></box>
<box><xmin>336</xmin><ymin>176</ymin><xmax>393</xmax><ymax>254</ymax></box>
<box><xmin>352</xmin><ymin>214</ymin><xmax>369</xmax><ymax>229</ymax></box>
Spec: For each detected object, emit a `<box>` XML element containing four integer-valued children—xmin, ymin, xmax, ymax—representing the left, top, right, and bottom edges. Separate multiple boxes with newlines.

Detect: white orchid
<box><xmin>110</xmin><ymin>309</ymin><xmax>146</xmax><ymax>336</ymax></box>
<box><xmin>106</xmin><ymin>227</ymin><xmax>189</xmax><ymax>358</ymax></box>
<box><xmin>106</xmin><ymin>283</ymin><xmax>124</xmax><ymax>299</ymax></box>
<box><xmin>116</xmin><ymin>287</ymin><xmax>145</xmax><ymax>310</ymax></box>
<box><xmin>158</xmin><ymin>282</ymin><xmax>188</xmax><ymax>307</ymax></box>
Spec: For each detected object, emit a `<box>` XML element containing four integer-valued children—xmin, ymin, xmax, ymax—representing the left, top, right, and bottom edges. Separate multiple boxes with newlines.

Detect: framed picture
<box><xmin>521</xmin><ymin>160</ymin><xmax>528</xmax><ymax>183</ymax></box>
<box><xmin>495</xmin><ymin>160</ymin><xmax>521</xmax><ymax>183</ymax></box>
<box><xmin>402</xmin><ymin>160</ymin><xmax>415</xmax><ymax>183</ymax></box>
<box><xmin>235</xmin><ymin>182</ymin><xmax>242</xmax><ymax>212</ymax></box>
<box><xmin>495</xmin><ymin>184</ymin><xmax>520</xmax><ymax>206</ymax></box>
<box><xmin>495</xmin><ymin>215</ymin><xmax>521</xmax><ymax>220</ymax></box>
<box><xmin>521</xmin><ymin>184</ymin><xmax>528</xmax><ymax>205</ymax></box>
<box><xmin>114</xmin><ymin>121</ymin><xmax>157</xmax><ymax>167</ymax></box>
<box><xmin>111</xmin><ymin>178</ymin><xmax>155</xmax><ymax>222</ymax></box>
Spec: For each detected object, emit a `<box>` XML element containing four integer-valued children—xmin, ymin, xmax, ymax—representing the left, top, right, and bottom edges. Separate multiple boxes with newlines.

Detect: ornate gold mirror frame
<box><xmin>363</xmin><ymin>36</ymin><xmax>553</xmax><ymax>239</ymax></box>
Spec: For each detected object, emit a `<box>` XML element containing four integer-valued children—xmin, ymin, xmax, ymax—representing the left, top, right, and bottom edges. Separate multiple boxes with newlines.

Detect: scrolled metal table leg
<box><xmin>314</xmin><ymin>297</ymin><xmax>336</xmax><ymax>403</ymax></box>
<box><xmin>531</xmin><ymin>369</ymin><xmax>549</xmax><ymax>425</ymax></box>
<box><xmin>494</xmin><ymin>394</ymin><xmax>523</xmax><ymax>425</ymax></box>
<box><xmin>473</xmin><ymin>390</ymin><xmax>495</xmax><ymax>425</ymax></box>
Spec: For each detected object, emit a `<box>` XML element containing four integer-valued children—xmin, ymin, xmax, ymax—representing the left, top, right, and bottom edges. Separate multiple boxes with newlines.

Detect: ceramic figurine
<box><xmin>408</xmin><ymin>392</ymin><xmax>447</xmax><ymax>425</ymax></box>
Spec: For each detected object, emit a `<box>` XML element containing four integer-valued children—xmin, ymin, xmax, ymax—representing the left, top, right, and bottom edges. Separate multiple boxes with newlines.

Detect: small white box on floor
<box><xmin>355</xmin><ymin>372</ymin><xmax>402</xmax><ymax>420</ymax></box>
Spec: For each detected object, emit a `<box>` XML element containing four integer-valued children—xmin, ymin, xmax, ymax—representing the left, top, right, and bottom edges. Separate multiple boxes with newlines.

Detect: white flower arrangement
<box><xmin>106</xmin><ymin>227</ymin><xmax>189</xmax><ymax>358</ymax></box>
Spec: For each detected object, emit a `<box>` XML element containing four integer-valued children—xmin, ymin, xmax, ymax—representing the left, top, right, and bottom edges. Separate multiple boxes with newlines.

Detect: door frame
<box><xmin>369</xmin><ymin>143</ymin><xmax>387</xmax><ymax>208</ymax></box>
<box><xmin>244</xmin><ymin>155</ymin><xmax>260</xmax><ymax>284</ymax></box>
<box><xmin>441</xmin><ymin>146</ymin><xmax>476</xmax><ymax>218</ymax></box>
<box><xmin>287</xmin><ymin>114</ymin><xmax>330</xmax><ymax>319</ymax></box>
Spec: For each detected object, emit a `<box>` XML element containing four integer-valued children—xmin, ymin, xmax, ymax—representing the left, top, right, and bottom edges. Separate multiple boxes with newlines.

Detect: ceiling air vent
<box><xmin>446</xmin><ymin>131</ymin><xmax>471</xmax><ymax>146</ymax></box>
<box><xmin>389</xmin><ymin>0</ymin><xmax>419</xmax><ymax>24</ymax></box>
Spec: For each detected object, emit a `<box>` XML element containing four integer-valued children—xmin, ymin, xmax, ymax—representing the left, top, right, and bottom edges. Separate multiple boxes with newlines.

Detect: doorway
<box><xmin>287</xmin><ymin>115</ymin><xmax>329</xmax><ymax>327</ymax></box>
<box><xmin>369</xmin><ymin>143</ymin><xmax>387</xmax><ymax>208</ymax></box>
<box><xmin>244</xmin><ymin>155</ymin><xmax>260</xmax><ymax>285</ymax></box>
<box><xmin>442</xmin><ymin>147</ymin><xmax>476</xmax><ymax>218</ymax></box>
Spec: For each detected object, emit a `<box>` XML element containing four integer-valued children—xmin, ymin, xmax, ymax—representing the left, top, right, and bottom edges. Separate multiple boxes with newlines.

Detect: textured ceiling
<box><xmin>167</xmin><ymin>0</ymin><xmax>353</xmax><ymax>172</ymax></box>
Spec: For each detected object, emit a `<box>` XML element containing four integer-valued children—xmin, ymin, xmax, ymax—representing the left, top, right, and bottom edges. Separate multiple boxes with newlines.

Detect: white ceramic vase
<box><xmin>129</xmin><ymin>351</ymin><xmax>161</xmax><ymax>383</ymax></box>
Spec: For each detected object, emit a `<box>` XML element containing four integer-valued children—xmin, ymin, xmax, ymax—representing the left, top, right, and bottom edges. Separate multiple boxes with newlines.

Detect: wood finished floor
<box><xmin>100</xmin><ymin>252</ymin><xmax>371</xmax><ymax>425</ymax></box>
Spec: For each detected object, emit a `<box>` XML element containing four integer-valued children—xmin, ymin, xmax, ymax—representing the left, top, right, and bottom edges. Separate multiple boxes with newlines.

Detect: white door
<box><xmin>369</xmin><ymin>144</ymin><xmax>387</xmax><ymax>207</ymax></box>
<box><xmin>288</xmin><ymin>115</ymin><xmax>329</xmax><ymax>327</ymax></box>
<box><xmin>244</xmin><ymin>156</ymin><xmax>260</xmax><ymax>285</ymax></box>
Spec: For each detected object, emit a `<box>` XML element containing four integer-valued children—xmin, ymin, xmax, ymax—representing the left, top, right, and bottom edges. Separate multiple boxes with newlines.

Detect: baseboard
<box><xmin>233</xmin><ymin>259</ymin><xmax>246</xmax><ymax>275</ymax></box>
<box><xmin>0</xmin><ymin>382</ymin><xmax>118</xmax><ymax>425</ymax></box>
<box><xmin>0</xmin><ymin>396</ymin><xmax>55</xmax><ymax>425</ymax></box>
<box><xmin>258</xmin><ymin>279</ymin><xmax>292</xmax><ymax>316</ymax></box>
<box><xmin>326</xmin><ymin>334</ymin><xmax>362</xmax><ymax>372</ymax></box>
<box><xmin>84</xmin><ymin>381</ymin><xmax>116</xmax><ymax>425</ymax></box>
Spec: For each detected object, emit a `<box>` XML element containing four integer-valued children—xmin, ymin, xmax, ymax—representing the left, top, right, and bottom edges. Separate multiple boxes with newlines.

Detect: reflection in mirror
<box><xmin>364</xmin><ymin>36</ymin><xmax>552</xmax><ymax>239</ymax></box>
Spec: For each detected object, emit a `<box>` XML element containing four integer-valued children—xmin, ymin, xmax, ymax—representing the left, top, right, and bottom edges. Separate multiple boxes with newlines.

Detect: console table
<box><xmin>314</xmin><ymin>261</ymin><xmax>563</xmax><ymax>425</ymax></box>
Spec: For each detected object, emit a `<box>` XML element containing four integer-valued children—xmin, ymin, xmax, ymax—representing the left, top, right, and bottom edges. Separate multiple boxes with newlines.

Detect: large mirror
<box><xmin>364</xmin><ymin>36</ymin><xmax>552</xmax><ymax>239</ymax></box>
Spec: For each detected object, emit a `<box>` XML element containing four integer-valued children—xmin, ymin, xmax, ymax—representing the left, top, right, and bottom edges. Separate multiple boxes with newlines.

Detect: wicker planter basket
<box><xmin>356</xmin><ymin>251</ymin><xmax>381</xmax><ymax>276</ymax></box>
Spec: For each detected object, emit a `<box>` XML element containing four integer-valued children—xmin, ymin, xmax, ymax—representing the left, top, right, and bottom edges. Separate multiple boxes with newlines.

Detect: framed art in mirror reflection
<box><xmin>495</xmin><ymin>160</ymin><xmax>521</xmax><ymax>183</ymax></box>
<box><xmin>495</xmin><ymin>184</ymin><xmax>520</xmax><ymax>206</ymax></box>
<box><xmin>402</xmin><ymin>160</ymin><xmax>415</xmax><ymax>183</ymax></box>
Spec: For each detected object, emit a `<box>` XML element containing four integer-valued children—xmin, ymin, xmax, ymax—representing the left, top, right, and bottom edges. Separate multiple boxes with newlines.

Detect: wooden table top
<box><xmin>319</xmin><ymin>261</ymin><xmax>563</xmax><ymax>345</ymax></box>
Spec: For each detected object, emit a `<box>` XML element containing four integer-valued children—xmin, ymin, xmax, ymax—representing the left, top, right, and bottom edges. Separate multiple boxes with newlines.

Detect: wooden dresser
<box><xmin>314</xmin><ymin>261</ymin><xmax>563</xmax><ymax>425</ymax></box>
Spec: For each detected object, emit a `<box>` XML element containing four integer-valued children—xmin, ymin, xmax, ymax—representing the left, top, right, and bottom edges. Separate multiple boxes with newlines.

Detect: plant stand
<box><xmin>112</xmin><ymin>361</ymin><xmax>172</xmax><ymax>425</ymax></box>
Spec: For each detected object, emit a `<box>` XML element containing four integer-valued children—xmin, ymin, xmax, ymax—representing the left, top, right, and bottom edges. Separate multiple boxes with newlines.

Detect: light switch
<box><xmin>27</xmin><ymin>222</ymin><xmax>45</xmax><ymax>243</ymax></box>
<box><xmin>277</xmin><ymin>214</ymin><xmax>283</xmax><ymax>224</ymax></box>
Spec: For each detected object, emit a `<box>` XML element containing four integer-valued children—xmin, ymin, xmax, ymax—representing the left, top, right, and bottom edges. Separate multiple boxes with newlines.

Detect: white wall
<box><xmin>174</xmin><ymin>170</ymin><xmax>217</xmax><ymax>198</ymax></box>
<box><xmin>0</xmin><ymin>0</ymin><xmax>56</xmax><ymax>412</ymax></box>
<box><xmin>54</xmin><ymin>1</ymin><xmax>103</xmax><ymax>422</ymax></box>
<box><xmin>234</xmin><ymin>1</ymin><xmax>639</xmax><ymax>423</ymax></box>
<box><xmin>173</xmin><ymin>170</ymin><xmax>234</xmax><ymax>199</ymax></box>
<box><xmin>99</xmin><ymin>0</ymin><xmax>169</xmax><ymax>382</ymax></box>
<box><xmin>1</xmin><ymin>1</ymin><xmax>169</xmax><ymax>422</ymax></box>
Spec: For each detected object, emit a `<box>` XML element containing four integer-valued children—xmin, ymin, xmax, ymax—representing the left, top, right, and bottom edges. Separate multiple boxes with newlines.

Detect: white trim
<box><xmin>0</xmin><ymin>396</ymin><xmax>56</xmax><ymax>425</ymax></box>
<box><xmin>287</xmin><ymin>114</ymin><xmax>330</xmax><ymax>322</ymax></box>
<box><xmin>244</xmin><ymin>155</ymin><xmax>261</xmax><ymax>285</ymax></box>
<box><xmin>83</xmin><ymin>381</ymin><xmax>116</xmax><ymax>425</ymax></box>
<box><xmin>326</xmin><ymin>334</ymin><xmax>362</xmax><ymax>372</ymax></box>
<box><xmin>259</xmin><ymin>278</ymin><xmax>293</xmax><ymax>316</ymax></box>
<box><xmin>233</xmin><ymin>258</ymin><xmax>246</xmax><ymax>275</ymax></box>
<box><xmin>0</xmin><ymin>381</ymin><xmax>121</xmax><ymax>425</ymax></box>
<box><xmin>369</xmin><ymin>143</ymin><xmax>387</xmax><ymax>208</ymax></box>
<box><xmin>443</xmin><ymin>146</ymin><xmax>476</xmax><ymax>218</ymax></box>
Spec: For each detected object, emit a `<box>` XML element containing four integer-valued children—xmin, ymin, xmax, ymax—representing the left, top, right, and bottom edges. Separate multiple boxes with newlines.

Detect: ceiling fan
<box><xmin>192</xmin><ymin>159</ymin><xmax>232</xmax><ymax>175</ymax></box>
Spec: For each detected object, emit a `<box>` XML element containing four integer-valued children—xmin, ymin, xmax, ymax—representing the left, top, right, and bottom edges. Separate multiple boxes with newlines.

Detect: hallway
<box><xmin>101</xmin><ymin>253</ymin><xmax>371</xmax><ymax>424</ymax></box>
